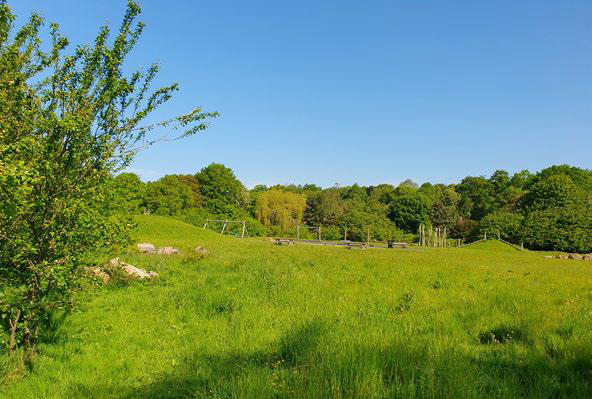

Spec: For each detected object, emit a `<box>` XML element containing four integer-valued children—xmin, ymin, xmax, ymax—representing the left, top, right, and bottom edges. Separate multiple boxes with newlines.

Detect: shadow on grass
<box><xmin>66</xmin><ymin>320</ymin><xmax>592</xmax><ymax>399</ymax></box>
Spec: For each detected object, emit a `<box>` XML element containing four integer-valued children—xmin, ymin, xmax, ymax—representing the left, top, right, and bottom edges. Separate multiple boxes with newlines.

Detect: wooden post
<box><xmin>318</xmin><ymin>226</ymin><xmax>321</xmax><ymax>241</ymax></box>
<box><xmin>521</xmin><ymin>242</ymin><xmax>524</xmax><ymax>251</ymax></box>
<box><xmin>203</xmin><ymin>220</ymin><xmax>208</xmax><ymax>229</ymax></box>
<box><xmin>418</xmin><ymin>224</ymin><xmax>423</xmax><ymax>247</ymax></box>
<box><xmin>429</xmin><ymin>226</ymin><xmax>433</xmax><ymax>247</ymax></box>
<box><xmin>344</xmin><ymin>228</ymin><xmax>347</xmax><ymax>241</ymax></box>
<box><xmin>367</xmin><ymin>228</ymin><xmax>370</xmax><ymax>246</ymax></box>
<box><xmin>241</xmin><ymin>221</ymin><xmax>246</xmax><ymax>238</ymax></box>
<box><xmin>498</xmin><ymin>230</ymin><xmax>501</xmax><ymax>240</ymax></box>
<box><xmin>297</xmin><ymin>225</ymin><xmax>300</xmax><ymax>240</ymax></box>
<box><xmin>444</xmin><ymin>227</ymin><xmax>447</xmax><ymax>247</ymax></box>
<box><xmin>221</xmin><ymin>220</ymin><xmax>227</xmax><ymax>234</ymax></box>
<box><xmin>484</xmin><ymin>231</ymin><xmax>487</xmax><ymax>240</ymax></box>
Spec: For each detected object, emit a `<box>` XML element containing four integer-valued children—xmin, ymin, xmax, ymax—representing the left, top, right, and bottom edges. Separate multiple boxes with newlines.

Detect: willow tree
<box><xmin>0</xmin><ymin>1</ymin><xmax>217</xmax><ymax>356</ymax></box>
<box><xmin>255</xmin><ymin>190</ymin><xmax>307</xmax><ymax>231</ymax></box>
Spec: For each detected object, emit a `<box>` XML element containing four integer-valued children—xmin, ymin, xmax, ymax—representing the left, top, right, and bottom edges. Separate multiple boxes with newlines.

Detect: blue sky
<box><xmin>12</xmin><ymin>1</ymin><xmax>592</xmax><ymax>187</ymax></box>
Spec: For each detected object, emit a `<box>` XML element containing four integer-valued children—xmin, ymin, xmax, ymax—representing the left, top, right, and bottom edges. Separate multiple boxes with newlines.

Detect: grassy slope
<box><xmin>2</xmin><ymin>215</ymin><xmax>592</xmax><ymax>398</ymax></box>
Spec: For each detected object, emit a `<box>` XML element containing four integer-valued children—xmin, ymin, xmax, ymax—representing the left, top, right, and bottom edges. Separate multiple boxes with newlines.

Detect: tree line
<box><xmin>113</xmin><ymin>163</ymin><xmax>592</xmax><ymax>253</ymax></box>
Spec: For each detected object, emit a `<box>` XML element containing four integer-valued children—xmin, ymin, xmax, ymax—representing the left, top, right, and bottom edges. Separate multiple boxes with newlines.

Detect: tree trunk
<box><xmin>8</xmin><ymin>309</ymin><xmax>21</xmax><ymax>352</ymax></box>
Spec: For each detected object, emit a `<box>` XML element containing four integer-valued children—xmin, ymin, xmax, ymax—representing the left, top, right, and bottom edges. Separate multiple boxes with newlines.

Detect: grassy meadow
<box><xmin>2</xmin><ymin>215</ymin><xmax>592</xmax><ymax>398</ymax></box>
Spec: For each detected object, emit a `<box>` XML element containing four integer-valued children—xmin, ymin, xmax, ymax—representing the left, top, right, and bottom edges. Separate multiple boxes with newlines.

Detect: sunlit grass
<box><xmin>2</xmin><ymin>215</ymin><xmax>592</xmax><ymax>398</ymax></box>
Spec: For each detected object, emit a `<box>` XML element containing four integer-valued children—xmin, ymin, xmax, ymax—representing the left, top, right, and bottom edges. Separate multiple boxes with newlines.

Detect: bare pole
<box><xmin>318</xmin><ymin>226</ymin><xmax>321</xmax><ymax>241</ymax></box>
<box><xmin>344</xmin><ymin>228</ymin><xmax>347</xmax><ymax>241</ymax></box>
<box><xmin>241</xmin><ymin>221</ymin><xmax>246</xmax><ymax>239</ymax></box>
<box><xmin>367</xmin><ymin>228</ymin><xmax>370</xmax><ymax>246</ymax></box>
<box><xmin>203</xmin><ymin>220</ymin><xmax>208</xmax><ymax>229</ymax></box>
<box><xmin>221</xmin><ymin>220</ymin><xmax>227</xmax><ymax>234</ymax></box>
<box><xmin>297</xmin><ymin>225</ymin><xmax>300</xmax><ymax>240</ymax></box>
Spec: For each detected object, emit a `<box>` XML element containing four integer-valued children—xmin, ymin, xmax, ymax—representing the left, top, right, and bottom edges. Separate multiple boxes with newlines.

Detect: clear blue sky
<box><xmin>12</xmin><ymin>1</ymin><xmax>592</xmax><ymax>187</ymax></box>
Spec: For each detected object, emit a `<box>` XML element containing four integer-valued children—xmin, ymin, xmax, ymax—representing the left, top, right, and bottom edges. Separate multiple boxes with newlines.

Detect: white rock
<box><xmin>157</xmin><ymin>247</ymin><xmax>179</xmax><ymax>255</ymax></box>
<box><xmin>137</xmin><ymin>243</ymin><xmax>156</xmax><ymax>253</ymax></box>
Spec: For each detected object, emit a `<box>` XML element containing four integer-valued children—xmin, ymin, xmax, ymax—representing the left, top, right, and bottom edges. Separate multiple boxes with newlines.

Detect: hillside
<box><xmin>2</xmin><ymin>215</ymin><xmax>592</xmax><ymax>398</ymax></box>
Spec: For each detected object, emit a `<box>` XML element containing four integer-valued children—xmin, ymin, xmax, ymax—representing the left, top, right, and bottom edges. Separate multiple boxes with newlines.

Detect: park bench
<box><xmin>388</xmin><ymin>241</ymin><xmax>408</xmax><ymax>249</ymax></box>
<box><xmin>346</xmin><ymin>242</ymin><xmax>367</xmax><ymax>250</ymax></box>
<box><xmin>275</xmin><ymin>239</ymin><xmax>295</xmax><ymax>246</ymax></box>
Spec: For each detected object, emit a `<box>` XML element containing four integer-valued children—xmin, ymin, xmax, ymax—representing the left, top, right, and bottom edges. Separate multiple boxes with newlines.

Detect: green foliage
<box><xmin>388</xmin><ymin>193</ymin><xmax>430</xmax><ymax>233</ymax></box>
<box><xmin>255</xmin><ymin>190</ymin><xmax>306</xmax><ymax>231</ymax></box>
<box><xmin>521</xmin><ymin>205</ymin><xmax>592</xmax><ymax>253</ymax></box>
<box><xmin>0</xmin><ymin>1</ymin><xmax>216</xmax><ymax>354</ymax></box>
<box><xmin>107</xmin><ymin>173</ymin><xmax>146</xmax><ymax>214</ymax></box>
<box><xmin>480</xmin><ymin>211</ymin><xmax>524</xmax><ymax>242</ymax></box>
<box><xmin>144</xmin><ymin>175</ymin><xmax>194</xmax><ymax>216</ymax></box>
<box><xmin>196</xmin><ymin>163</ymin><xmax>246</xmax><ymax>215</ymax></box>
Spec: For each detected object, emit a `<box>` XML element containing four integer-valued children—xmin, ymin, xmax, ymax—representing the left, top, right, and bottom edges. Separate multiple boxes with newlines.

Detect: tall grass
<box><xmin>2</xmin><ymin>215</ymin><xmax>591</xmax><ymax>398</ymax></box>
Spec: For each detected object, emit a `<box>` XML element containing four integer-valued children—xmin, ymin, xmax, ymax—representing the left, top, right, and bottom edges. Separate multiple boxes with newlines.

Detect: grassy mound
<box><xmin>462</xmin><ymin>239</ymin><xmax>522</xmax><ymax>252</ymax></box>
<box><xmin>2</xmin><ymin>216</ymin><xmax>592</xmax><ymax>398</ymax></box>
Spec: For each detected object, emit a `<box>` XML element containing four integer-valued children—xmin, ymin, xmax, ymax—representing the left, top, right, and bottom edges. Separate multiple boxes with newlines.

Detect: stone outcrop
<box><xmin>551</xmin><ymin>253</ymin><xmax>592</xmax><ymax>261</ymax></box>
<box><xmin>157</xmin><ymin>247</ymin><xmax>179</xmax><ymax>255</ymax></box>
<box><xmin>137</xmin><ymin>243</ymin><xmax>156</xmax><ymax>253</ymax></box>
<box><xmin>110</xmin><ymin>257</ymin><xmax>158</xmax><ymax>279</ymax></box>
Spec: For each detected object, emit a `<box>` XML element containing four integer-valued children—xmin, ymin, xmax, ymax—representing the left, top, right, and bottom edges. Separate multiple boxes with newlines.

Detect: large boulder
<box><xmin>110</xmin><ymin>258</ymin><xmax>158</xmax><ymax>279</ymax></box>
<box><xmin>157</xmin><ymin>247</ymin><xmax>179</xmax><ymax>255</ymax></box>
<box><xmin>556</xmin><ymin>255</ymin><xmax>569</xmax><ymax>260</ymax></box>
<box><xmin>569</xmin><ymin>253</ymin><xmax>583</xmax><ymax>260</ymax></box>
<box><xmin>137</xmin><ymin>243</ymin><xmax>156</xmax><ymax>253</ymax></box>
<box><xmin>583</xmin><ymin>254</ymin><xmax>592</xmax><ymax>261</ymax></box>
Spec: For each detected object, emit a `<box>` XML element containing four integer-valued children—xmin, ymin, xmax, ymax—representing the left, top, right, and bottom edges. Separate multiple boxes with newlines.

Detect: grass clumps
<box><xmin>2</xmin><ymin>215</ymin><xmax>592</xmax><ymax>398</ymax></box>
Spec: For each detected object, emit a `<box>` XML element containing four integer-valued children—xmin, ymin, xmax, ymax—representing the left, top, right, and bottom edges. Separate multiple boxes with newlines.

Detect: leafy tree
<box><xmin>521</xmin><ymin>174</ymin><xmax>581</xmax><ymax>211</ymax></box>
<box><xmin>107</xmin><ymin>173</ymin><xmax>146</xmax><ymax>214</ymax></box>
<box><xmin>255</xmin><ymin>189</ymin><xmax>306</xmax><ymax>231</ymax></box>
<box><xmin>196</xmin><ymin>163</ymin><xmax>245</xmax><ymax>215</ymax></box>
<box><xmin>177</xmin><ymin>174</ymin><xmax>203</xmax><ymax>207</ymax></box>
<box><xmin>480</xmin><ymin>211</ymin><xmax>524</xmax><ymax>242</ymax></box>
<box><xmin>455</xmin><ymin>176</ymin><xmax>495</xmax><ymax>220</ymax></box>
<box><xmin>144</xmin><ymin>175</ymin><xmax>195</xmax><ymax>215</ymax></box>
<box><xmin>303</xmin><ymin>188</ymin><xmax>346</xmax><ymax>226</ymax></box>
<box><xmin>368</xmin><ymin>184</ymin><xmax>396</xmax><ymax>205</ymax></box>
<box><xmin>521</xmin><ymin>205</ymin><xmax>592</xmax><ymax>252</ymax></box>
<box><xmin>0</xmin><ymin>1</ymin><xmax>216</xmax><ymax>355</ymax></box>
<box><xmin>430</xmin><ymin>187</ymin><xmax>460</xmax><ymax>230</ymax></box>
<box><xmin>388</xmin><ymin>193</ymin><xmax>430</xmax><ymax>233</ymax></box>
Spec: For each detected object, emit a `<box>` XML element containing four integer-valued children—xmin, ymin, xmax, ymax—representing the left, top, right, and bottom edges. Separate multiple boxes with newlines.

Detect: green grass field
<box><xmin>2</xmin><ymin>215</ymin><xmax>592</xmax><ymax>398</ymax></box>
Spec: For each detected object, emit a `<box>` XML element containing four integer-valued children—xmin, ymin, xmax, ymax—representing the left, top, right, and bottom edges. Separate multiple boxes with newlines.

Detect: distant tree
<box><xmin>388</xmin><ymin>193</ymin><xmax>431</xmax><ymax>233</ymax></box>
<box><xmin>521</xmin><ymin>174</ymin><xmax>581</xmax><ymax>211</ymax></box>
<box><xmin>368</xmin><ymin>184</ymin><xmax>396</xmax><ymax>205</ymax></box>
<box><xmin>521</xmin><ymin>205</ymin><xmax>592</xmax><ymax>252</ymax></box>
<box><xmin>0</xmin><ymin>1</ymin><xmax>216</xmax><ymax>356</ymax></box>
<box><xmin>177</xmin><ymin>174</ymin><xmax>203</xmax><ymax>207</ymax></box>
<box><xmin>399</xmin><ymin>179</ymin><xmax>419</xmax><ymax>189</ymax></box>
<box><xmin>108</xmin><ymin>173</ymin><xmax>146</xmax><ymax>214</ymax></box>
<box><xmin>430</xmin><ymin>187</ymin><xmax>460</xmax><ymax>229</ymax></box>
<box><xmin>196</xmin><ymin>163</ymin><xmax>246</xmax><ymax>215</ymax></box>
<box><xmin>144</xmin><ymin>176</ymin><xmax>195</xmax><ymax>215</ymax></box>
<box><xmin>480</xmin><ymin>211</ymin><xmax>524</xmax><ymax>242</ymax></box>
<box><xmin>303</xmin><ymin>188</ymin><xmax>346</xmax><ymax>226</ymax></box>
<box><xmin>255</xmin><ymin>190</ymin><xmax>306</xmax><ymax>231</ymax></box>
<box><xmin>455</xmin><ymin>176</ymin><xmax>495</xmax><ymax>220</ymax></box>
